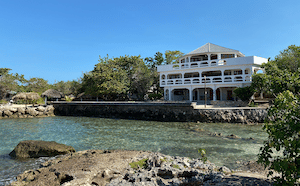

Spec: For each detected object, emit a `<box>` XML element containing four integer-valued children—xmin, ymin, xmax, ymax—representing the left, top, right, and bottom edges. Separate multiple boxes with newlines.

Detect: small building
<box><xmin>157</xmin><ymin>43</ymin><xmax>268</xmax><ymax>103</ymax></box>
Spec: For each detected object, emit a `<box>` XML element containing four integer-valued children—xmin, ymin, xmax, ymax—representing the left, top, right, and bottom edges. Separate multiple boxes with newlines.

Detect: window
<box><xmin>221</xmin><ymin>54</ymin><xmax>235</xmax><ymax>59</ymax></box>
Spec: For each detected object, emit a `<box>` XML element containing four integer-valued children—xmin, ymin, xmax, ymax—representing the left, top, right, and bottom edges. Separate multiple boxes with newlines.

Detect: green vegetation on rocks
<box><xmin>129</xmin><ymin>158</ymin><xmax>148</xmax><ymax>170</ymax></box>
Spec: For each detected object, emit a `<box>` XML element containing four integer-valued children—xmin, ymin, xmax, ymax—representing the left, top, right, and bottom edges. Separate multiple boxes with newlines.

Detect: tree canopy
<box><xmin>257</xmin><ymin>45</ymin><xmax>300</xmax><ymax>185</ymax></box>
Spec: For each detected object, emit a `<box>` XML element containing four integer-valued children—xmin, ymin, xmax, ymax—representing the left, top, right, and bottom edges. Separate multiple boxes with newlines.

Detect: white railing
<box><xmin>171</xmin><ymin>59</ymin><xmax>226</xmax><ymax>70</ymax></box>
<box><xmin>157</xmin><ymin>56</ymin><xmax>267</xmax><ymax>72</ymax></box>
<box><xmin>161</xmin><ymin>75</ymin><xmax>251</xmax><ymax>86</ymax></box>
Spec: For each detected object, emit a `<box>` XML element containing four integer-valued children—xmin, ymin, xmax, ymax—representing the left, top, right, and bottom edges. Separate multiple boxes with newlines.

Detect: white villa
<box><xmin>157</xmin><ymin>43</ymin><xmax>268</xmax><ymax>102</ymax></box>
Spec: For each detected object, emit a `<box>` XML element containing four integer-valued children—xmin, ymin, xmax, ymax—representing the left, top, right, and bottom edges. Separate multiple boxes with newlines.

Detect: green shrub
<box><xmin>258</xmin><ymin>91</ymin><xmax>300</xmax><ymax>185</ymax></box>
<box><xmin>129</xmin><ymin>159</ymin><xmax>148</xmax><ymax>170</ymax></box>
<box><xmin>198</xmin><ymin>148</ymin><xmax>208</xmax><ymax>163</ymax></box>
<box><xmin>65</xmin><ymin>96</ymin><xmax>74</xmax><ymax>102</ymax></box>
<box><xmin>233</xmin><ymin>86</ymin><xmax>255</xmax><ymax>102</ymax></box>
<box><xmin>148</xmin><ymin>93</ymin><xmax>163</xmax><ymax>100</ymax></box>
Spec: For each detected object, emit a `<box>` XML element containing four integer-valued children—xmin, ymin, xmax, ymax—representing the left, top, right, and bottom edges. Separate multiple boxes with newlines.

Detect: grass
<box><xmin>172</xmin><ymin>164</ymin><xmax>180</xmax><ymax>169</ymax></box>
<box><xmin>129</xmin><ymin>159</ymin><xmax>148</xmax><ymax>170</ymax></box>
<box><xmin>0</xmin><ymin>99</ymin><xmax>8</xmax><ymax>104</ymax></box>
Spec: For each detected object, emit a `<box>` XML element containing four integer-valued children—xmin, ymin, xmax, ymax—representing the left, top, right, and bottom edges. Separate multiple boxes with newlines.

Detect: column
<box><xmin>220</xmin><ymin>88</ymin><xmax>223</xmax><ymax>101</ymax></box>
<box><xmin>213</xmin><ymin>87</ymin><xmax>217</xmax><ymax>101</ymax></box>
<box><xmin>217</xmin><ymin>54</ymin><xmax>221</xmax><ymax>60</ymax></box>
<box><xmin>189</xmin><ymin>87</ymin><xmax>193</xmax><ymax>102</ymax></box>
<box><xmin>207</xmin><ymin>54</ymin><xmax>211</xmax><ymax>61</ymax></box>
<box><xmin>169</xmin><ymin>88</ymin><xmax>172</xmax><ymax>101</ymax></box>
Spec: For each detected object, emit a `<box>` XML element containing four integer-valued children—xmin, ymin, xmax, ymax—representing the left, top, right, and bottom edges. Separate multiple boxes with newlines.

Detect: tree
<box><xmin>0</xmin><ymin>68</ymin><xmax>26</xmax><ymax>99</ymax></box>
<box><xmin>257</xmin><ymin>45</ymin><xmax>300</xmax><ymax>185</ymax></box>
<box><xmin>260</xmin><ymin>45</ymin><xmax>300</xmax><ymax>97</ymax></box>
<box><xmin>53</xmin><ymin>80</ymin><xmax>81</xmax><ymax>96</ymax></box>
<box><xmin>81</xmin><ymin>55</ymin><xmax>129</xmax><ymax>100</ymax></box>
<box><xmin>164</xmin><ymin>50</ymin><xmax>184</xmax><ymax>64</ymax></box>
<box><xmin>273</xmin><ymin>45</ymin><xmax>300</xmax><ymax>73</ymax></box>
<box><xmin>25</xmin><ymin>77</ymin><xmax>51</xmax><ymax>94</ymax></box>
<box><xmin>258</xmin><ymin>91</ymin><xmax>300</xmax><ymax>185</ymax></box>
<box><xmin>233</xmin><ymin>86</ymin><xmax>255</xmax><ymax>102</ymax></box>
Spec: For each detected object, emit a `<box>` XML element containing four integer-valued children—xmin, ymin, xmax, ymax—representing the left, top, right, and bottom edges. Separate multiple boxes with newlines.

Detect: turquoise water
<box><xmin>0</xmin><ymin>116</ymin><xmax>267</xmax><ymax>185</ymax></box>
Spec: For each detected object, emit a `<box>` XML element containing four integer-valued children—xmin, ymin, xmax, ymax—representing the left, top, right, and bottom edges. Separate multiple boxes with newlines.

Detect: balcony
<box><xmin>157</xmin><ymin>56</ymin><xmax>267</xmax><ymax>72</ymax></box>
<box><xmin>160</xmin><ymin>75</ymin><xmax>252</xmax><ymax>86</ymax></box>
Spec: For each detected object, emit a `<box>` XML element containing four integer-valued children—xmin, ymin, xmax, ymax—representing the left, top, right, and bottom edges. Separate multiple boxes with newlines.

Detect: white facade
<box><xmin>157</xmin><ymin>43</ymin><xmax>268</xmax><ymax>102</ymax></box>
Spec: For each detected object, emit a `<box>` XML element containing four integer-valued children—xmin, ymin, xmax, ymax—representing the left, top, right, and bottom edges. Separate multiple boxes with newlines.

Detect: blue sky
<box><xmin>0</xmin><ymin>0</ymin><xmax>299</xmax><ymax>84</ymax></box>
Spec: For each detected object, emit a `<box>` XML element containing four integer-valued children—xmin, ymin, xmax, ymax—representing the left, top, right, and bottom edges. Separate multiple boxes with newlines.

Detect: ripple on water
<box><xmin>0</xmin><ymin>116</ymin><xmax>267</xmax><ymax>185</ymax></box>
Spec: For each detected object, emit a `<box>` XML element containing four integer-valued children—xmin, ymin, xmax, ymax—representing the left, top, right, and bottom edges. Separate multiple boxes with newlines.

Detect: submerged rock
<box><xmin>9</xmin><ymin>140</ymin><xmax>75</xmax><ymax>159</ymax></box>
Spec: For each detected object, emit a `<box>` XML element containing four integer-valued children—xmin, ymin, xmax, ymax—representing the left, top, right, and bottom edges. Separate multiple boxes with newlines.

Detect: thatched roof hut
<box><xmin>12</xmin><ymin>92</ymin><xmax>41</xmax><ymax>106</ymax></box>
<box><xmin>12</xmin><ymin>92</ymin><xmax>40</xmax><ymax>101</ymax></box>
<box><xmin>41</xmin><ymin>89</ymin><xmax>64</xmax><ymax>99</ymax></box>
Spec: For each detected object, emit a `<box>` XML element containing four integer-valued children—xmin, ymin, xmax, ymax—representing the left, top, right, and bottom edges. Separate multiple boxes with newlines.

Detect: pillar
<box><xmin>189</xmin><ymin>87</ymin><xmax>193</xmax><ymax>102</ymax></box>
<box><xmin>169</xmin><ymin>88</ymin><xmax>172</xmax><ymax>101</ymax></box>
<box><xmin>213</xmin><ymin>87</ymin><xmax>217</xmax><ymax>101</ymax></box>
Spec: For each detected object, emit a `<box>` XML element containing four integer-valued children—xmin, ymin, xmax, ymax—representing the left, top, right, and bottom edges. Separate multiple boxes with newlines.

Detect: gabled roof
<box><xmin>186</xmin><ymin>43</ymin><xmax>245</xmax><ymax>56</ymax></box>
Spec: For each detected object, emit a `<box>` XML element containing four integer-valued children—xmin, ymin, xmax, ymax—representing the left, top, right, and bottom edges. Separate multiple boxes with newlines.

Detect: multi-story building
<box><xmin>157</xmin><ymin>43</ymin><xmax>267</xmax><ymax>102</ymax></box>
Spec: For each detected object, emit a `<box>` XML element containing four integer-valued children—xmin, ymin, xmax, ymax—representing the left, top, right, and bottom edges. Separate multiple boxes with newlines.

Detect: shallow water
<box><xmin>0</xmin><ymin>116</ymin><xmax>267</xmax><ymax>185</ymax></box>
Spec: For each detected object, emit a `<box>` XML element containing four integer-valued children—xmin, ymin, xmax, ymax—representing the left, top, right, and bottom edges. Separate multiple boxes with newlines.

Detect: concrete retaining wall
<box><xmin>53</xmin><ymin>102</ymin><xmax>267</xmax><ymax>124</ymax></box>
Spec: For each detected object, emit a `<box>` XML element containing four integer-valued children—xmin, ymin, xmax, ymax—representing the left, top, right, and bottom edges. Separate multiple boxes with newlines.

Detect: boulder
<box><xmin>17</xmin><ymin>107</ymin><xmax>25</xmax><ymax>114</ymax></box>
<box><xmin>3</xmin><ymin>110</ymin><xmax>13</xmax><ymax>117</ymax></box>
<box><xmin>36</xmin><ymin>106</ymin><xmax>46</xmax><ymax>112</ymax></box>
<box><xmin>9</xmin><ymin>140</ymin><xmax>75</xmax><ymax>159</ymax></box>
<box><xmin>25</xmin><ymin>107</ymin><xmax>38</xmax><ymax>116</ymax></box>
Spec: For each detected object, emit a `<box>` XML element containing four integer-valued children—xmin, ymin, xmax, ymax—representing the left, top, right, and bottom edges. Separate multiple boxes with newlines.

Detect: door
<box><xmin>227</xmin><ymin>90</ymin><xmax>233</xmax><ymax>100</ymax></box>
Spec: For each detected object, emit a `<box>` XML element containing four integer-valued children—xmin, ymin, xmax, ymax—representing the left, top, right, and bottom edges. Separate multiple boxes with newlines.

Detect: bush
<box><xmin>148</xmin><ymin>93</ymin><xmax>163</xmax><ymax>100</ymax></box>
<box><xmin>233</xmin><ymin>86</ymin><xmax>255</xmax><ymax>102</ymax></box>
<box><xmin>258</xmin><ymin>90</ymin><xmax>300</xmax><ymax>185</ymax></box>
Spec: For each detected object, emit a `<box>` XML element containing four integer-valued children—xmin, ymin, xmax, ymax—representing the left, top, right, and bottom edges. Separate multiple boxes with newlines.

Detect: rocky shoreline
<box><xmin>0</xmin><ymin>105</ymin><xmax>54</xmax><ymax>119</ymax></box>
<box><xmin>9</xmin><ymin>150</ymin><xmax>272</xmax><ymax>186</ymax></box>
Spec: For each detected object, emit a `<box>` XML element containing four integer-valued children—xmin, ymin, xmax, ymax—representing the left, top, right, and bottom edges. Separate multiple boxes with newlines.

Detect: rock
<box><xmin>3</xmin><ymin>110</ymin><xmax>13</xmax><ymax>117</ymax></box>
<box><xmin>226</xmin><ymin>134</ymin><xmax>240</xmax><ymax>139</ymax></box>
<box><xmin>17</xmin><ymin>107</ymin><xmax>25</xmax><ymax>114</ymax></box>
<box><xmin>9</xmin><ymin>140</ymin><xmax>75</xmax><ymax>159</ymax></box>
<box><xmin>25</xmin><ymin>107</ymin><xmax>38</xmax><ymax>116</ymax></box>
<box><xmin>219</xmin><ymin>166</ymin><xmax>231</xmax><ymax>173</ymax></box>
<box><xmin>36</xmin><ymin>106</ymin><xmax>46</xmax><ymax>112</ymax></box>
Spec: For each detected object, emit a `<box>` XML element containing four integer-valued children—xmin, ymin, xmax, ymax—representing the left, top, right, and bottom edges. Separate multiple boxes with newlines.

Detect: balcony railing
<box><xmin>160</xmin><ymin>75</ymin><xmax>252</xmax><ymax>86</ymax></box>
<box><xmin>157</xmin><ymin>56</ymin><xmax>267</xmax><ymax>73</ymax></box>
<box><xmin>170</xmin><ymin>59</ymin><xmax>226</xmax><ymax>70</ymax></box>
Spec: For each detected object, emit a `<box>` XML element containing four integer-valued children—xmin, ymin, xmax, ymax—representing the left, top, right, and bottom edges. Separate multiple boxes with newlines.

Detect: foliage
<box><xmin>81</xmin><ymin>55</ymin><xmax>154</xmax><ymax>101</ymax></box>
<box><xmin>24</xmin><ymin>77</ymin><xmax>51</xmax><ymax>94</ymax></box>
<box><xmin>257</xmin><ymin>45</ymin><xmax>300</xmax><ymax>185</ymax></box>
<box><xmin>198</xmin><ymin>148</ymin><xmax>207</xmax><ymax>163</ymax></box>
<box><xmin>172</xmin><ymin>164</ymin><xmax>180</xmax><ymax>169</ymax></box>
<box><xmin>258</xmin><ymin>45</ymin><xmax>300</xmax><ymax>97</ymax></box>
<box><xmin>0</xmin><ymin>99</ymin><xmax>8</xmax><ymax>104</ymax></box>
<box><xmin>53</xmin><ymin>80</ymin><xmax>81</xmax><ymax>96</ymax></box>
<box><xmin>165</xmin><ymin>50</ymin><xmax>184</xmax><ymax>64</ymax></box>
<box><xmin>65</xmin><ymin>96</ymin><xmax>74</xmax><ymax>102</ymax></box>
<box><xmin>0</xmin><ymin>68</ymin><xmax>27</xmax><ymax>99</ymax></box>
<box><xmin>148</xmin><ymin>93</ymin><xmax>163</xmax><ymax>100</ymax></box>
<box><xmin>129</xmin><ymin>159</ymin><xmax>148</xmax><ymax>170</ymax></box>
<box><xmin>258</xmin><ymin>90</ymin><xmax>300</xmax><ymax>185</ymax></box>
<box><xmin>233</xmin><ymin>86</ymin><xmax>255</xmax><ymax>102</ymax></box>
<box><xmin>81</xmin><ymin>55</ymin><xmax>129</xmax><ymax>100</ymax></box>
<box><xmin>273</xmin><ymin>45</ymin><xmax>300</xmax><ymax>73</ymax></box>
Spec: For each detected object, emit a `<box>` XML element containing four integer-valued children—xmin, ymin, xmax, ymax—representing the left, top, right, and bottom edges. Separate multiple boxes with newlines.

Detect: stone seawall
<box><xmin>0</xmin><ymin>105</ymin><xmax>55</xmax><ymax>119</ymax></box>
<box><xmin>53</xmin><ymin>102</ymin><xmax>267</xmax><ymax>124</ymax></box>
